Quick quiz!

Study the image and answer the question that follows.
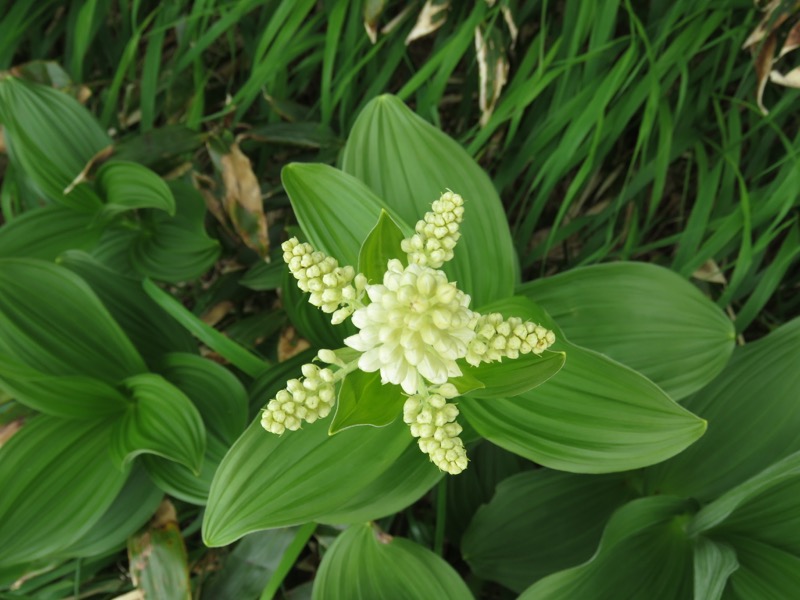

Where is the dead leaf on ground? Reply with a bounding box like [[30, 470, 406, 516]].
[[364, 0, 387, 44], [278, 325, 311, 362], [201, 301, 234, 327], [475, 25, 509, 127], [220, 142, 270, 258], [692, 259, 728, 285], [406, 0, 450, 45], [0, 419, 24, 447], [63, 145, 114, 195], [770, 65, 800, 85]]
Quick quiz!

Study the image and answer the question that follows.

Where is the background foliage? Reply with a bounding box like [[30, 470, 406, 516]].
[[0, 0, 798, 598]]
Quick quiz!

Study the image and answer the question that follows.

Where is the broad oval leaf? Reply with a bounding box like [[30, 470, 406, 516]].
[[357, 209, 407, 284], [645, 318, 800, 500], [693, 538, 738, 600], [96, 160, 176, 216], [160, 352, 248, 445], [60, 251, 197, 367], [0, 415, 129, 566], [60, 464, 163, 558], [0, 354, 128, 419], [0, 205, 102, 260], [342, 94, 518, 307], [518, 496, 694, 600], [519, 262, 735, 400], [312, 524, 472, 600], [130, 182, 220, 283], [282, 162, 411, 267], [203, 416, 415, 546], [459, 350, 565, 399], [0, 76, 109, 210], [0, 258, 146, 383], [462, 470, 637, 592], [459, 297, 706, 473], [110, 374, 206, 474], [330, 369, 404, 433]]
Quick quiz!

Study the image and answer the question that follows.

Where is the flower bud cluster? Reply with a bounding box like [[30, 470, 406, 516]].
[[402, 384, 468, 475], [261, 364, 336, 435], [401, 191, 465, 268], [465, 313, 556, 367], [282, 238, 367, 324]]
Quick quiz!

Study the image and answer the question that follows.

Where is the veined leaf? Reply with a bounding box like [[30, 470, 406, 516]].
[[724, 539, 800, 600], [0, 355, 127, 419], [693, 538, 738, 600], [96, 160, 176, 217], [459, 350, 565, 399], [0, 76, 109, 210], [459, 297, 706, 473], [312, 524, 471, 600], [0, 415, 129, 566], [110, 374, 206, 474], [645, 318, 800, 500], [282, 162, 411, 268], [462, 470, 637, 592], [0, 205, 102, 260], [518, 496, 694, 600], [519, 262, 735, 400], [358, 209, 407, 284], [0, 258, 146, 383], [342, 95, 518, 307], [203, 416, 415, 546], [330, 369, 405, 433]]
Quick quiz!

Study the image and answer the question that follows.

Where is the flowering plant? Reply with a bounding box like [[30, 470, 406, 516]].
[[262, 192, 556, 474]]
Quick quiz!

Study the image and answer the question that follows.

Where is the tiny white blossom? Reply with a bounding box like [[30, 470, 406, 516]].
[[401, 191, 465, 268], [260, 364, 336, 434], [465, 313, 556, 366], [344, 260, 478, 394], [403, 392, 468, 474]]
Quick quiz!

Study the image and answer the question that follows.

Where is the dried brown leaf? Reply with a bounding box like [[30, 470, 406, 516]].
[[692, 259, 728, 285], [0, 419, 23, 447], [201, 301, 234, 327], [63, 145, 114, 195], [779, 20, 800, 56], [475, 26, 510, 127], [754, 33, 778, 113], [770, 65, 800, 86], [501, 6, 519, 49], [405, 0, 451, 45], [220, 142, 269, 257], [364, 0, 387, 44], [278, 326, 311, 362], [742, 0, 792, 49]]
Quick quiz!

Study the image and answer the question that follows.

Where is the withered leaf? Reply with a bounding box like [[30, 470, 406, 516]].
[[220, 142, 269, 258], [405, 0, 451, 45]]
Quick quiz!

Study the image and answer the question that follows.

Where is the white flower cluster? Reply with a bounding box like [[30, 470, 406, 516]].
[[466, 313, 556, 366], [260, 364, 336, 434], [282, 238, 367, 324], [345, 260, 478, 394], [402, 384, 468, 475], [265, 191, 559, 476], [401, 191, 465, 268]]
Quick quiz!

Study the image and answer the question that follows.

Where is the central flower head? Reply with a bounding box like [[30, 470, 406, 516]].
[[344, 259, 478, 394]]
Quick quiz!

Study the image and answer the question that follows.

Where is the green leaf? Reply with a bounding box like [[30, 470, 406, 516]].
[[330, 369, 405, 433], [312, 524, 472, 600], [459, 350, 565, 399], [143, 278, 268, 379], [281, 162, 411, 267], [358, 209, 407, 284], [518, 496, 694, 600], [645, 318, 800, 500], [96, 160, 176, 216], [60, 464, 163, 558], [128, 501, 191, 600], [462, 470, 637, 592], [0, 415, 129, 566], [342, 94, 518, 307], [0, 205, 102, 260], [0, 258, 146, 383], [159, 352, 248, 445], [240, 259, 285, 291], [130, 182, 220, 283], [110, 374, 206, 473], [317, 441, 441, 525], [693, 538, 738, 600], [688, 450, 800, 543], [282, 267, 352, 349], [459, 297, 706, 473], [203, 417, 414, 546], [0, 76, 110, 210], [0, 354, 128, 419], [724, 539, 800, 600], [142, 432, 228, 505], [519, 262, 735, 400], [59, 251, 197, 366]]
